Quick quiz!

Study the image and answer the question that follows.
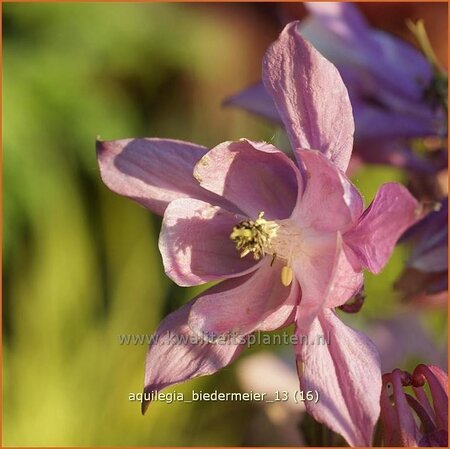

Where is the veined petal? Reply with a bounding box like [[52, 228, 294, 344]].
[[293, 232, 362, 333], [293, 231, 340, 334], [256, 281, 299, 332], [188, 257, 299, 339], [292, 150, 363, 232], [324, 242, 364, 309], [159, 198, 259, 287], [193, 139, 300, 220], [224, 82, 280, 123], [96, 138, 232, 216], [142, 300, 245, 414], [345, 183, 419, 274], [295, 309, 381, 446], [262, 21, 354, 172]]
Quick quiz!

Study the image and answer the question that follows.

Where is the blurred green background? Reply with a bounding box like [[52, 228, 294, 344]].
[[3, 2, 447, 446]]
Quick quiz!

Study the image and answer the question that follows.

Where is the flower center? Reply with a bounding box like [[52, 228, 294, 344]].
[[230, 211, 279, 260], [230, 211, 295, 286]]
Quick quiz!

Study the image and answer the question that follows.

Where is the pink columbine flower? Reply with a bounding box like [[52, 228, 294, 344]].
[[380, 365, 448, 446], [97, 22, 418, 446]]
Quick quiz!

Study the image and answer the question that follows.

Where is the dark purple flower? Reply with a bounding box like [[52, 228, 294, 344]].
[[396, 198, 448, 304], [226, 2, 446, 173]]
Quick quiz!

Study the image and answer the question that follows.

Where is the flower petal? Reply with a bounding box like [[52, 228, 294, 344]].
[[193, 139, 300, 220], [354, 137, 439, 174], [303, 2, 432, 101], [224, 82, 280, 123], [142, 300, 245, 414], [344, 183, 419, 274], [304, 2, 371, 40], [159, 198, 259, 287], [413, 364, 448, 431], [419, 429, 449, 447], [188, 257, 298, 339], [293, 232, 362, 333], [256, 283, 299, 332], [352, 100, 436, 141], [295, 309, 381, 446], [380, 370, 420, 446], [404, 199, 448, 273], [96, 138, 231, 216], [262, 21, 354, 172], [292, 149, 363, 232], [324, 242, 364, 309], [369, 31, 433, 102], [410, 240, 448, 274], [293, 231, 340, 333]]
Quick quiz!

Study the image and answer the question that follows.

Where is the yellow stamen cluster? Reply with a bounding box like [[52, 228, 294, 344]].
[[230, 212, 294, 287], [230, 212, 279, 260]]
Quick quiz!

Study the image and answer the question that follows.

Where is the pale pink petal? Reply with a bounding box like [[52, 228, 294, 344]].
[[344, 183, 419, 274], [295, 309, 381, 446], [159, 198, 259, 287], [262, 22, 354, 172], [293, 231, 340, 333], [324, 242, 364, 309], [257, 280, 299, 332], [193, 139, 300, 220], [292, 149, 363, 232], [96, 138, 232, 216], [293, 231, 363, 333], [188, 257, 299, 339], [142, 300, 245, 414]]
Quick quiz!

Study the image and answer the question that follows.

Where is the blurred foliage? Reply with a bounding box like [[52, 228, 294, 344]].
[[3, 2, 447, 447]]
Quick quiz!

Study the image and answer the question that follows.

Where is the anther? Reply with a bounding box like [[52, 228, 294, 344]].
[[230, 211, 279, 260], [281, 265, 293, 287]]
